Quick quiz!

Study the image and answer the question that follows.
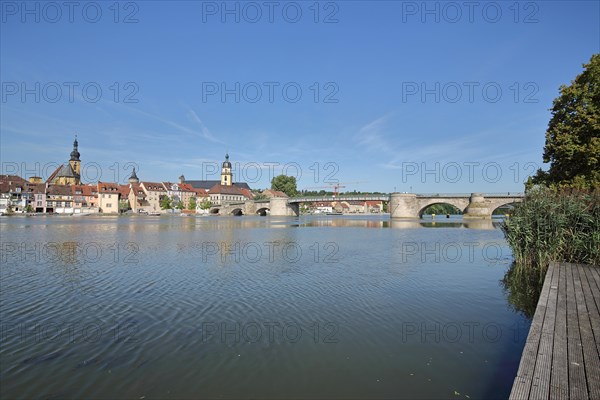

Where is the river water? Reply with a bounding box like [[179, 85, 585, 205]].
[[0, 215, 531, 399]]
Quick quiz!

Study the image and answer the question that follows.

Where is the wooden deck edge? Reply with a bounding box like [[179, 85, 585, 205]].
[[509, 262, 600, 400]]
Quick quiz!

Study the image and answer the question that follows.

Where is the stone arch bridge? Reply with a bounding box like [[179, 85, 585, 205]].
[[389, 193, 523, 218], [210, 193, 523, 219]]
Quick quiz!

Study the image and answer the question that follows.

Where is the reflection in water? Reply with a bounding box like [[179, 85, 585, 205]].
[[501, 263, 544, 319], [24, 214, 504, 231], [1, 214, 527, 399], [300, 215, 502, 230]]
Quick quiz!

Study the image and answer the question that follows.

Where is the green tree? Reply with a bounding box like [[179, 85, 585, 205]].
[[176, 201, 184, 210], [422, 203, 462, 215], [119, 200, 130, 213], [253, 193, 267, 200], [160, 195, 172, 210], [188, 197, 197, 210], [25, 204, 33, 213], [200, 198, 212, 210], [532, 54, 600, 190], [271, 175, 298, 197]]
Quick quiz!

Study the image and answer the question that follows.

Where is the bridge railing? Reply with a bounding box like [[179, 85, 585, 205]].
[[414, 193, 524, 198], [289, 195, 390, 203], [247, 193, 524, 204]]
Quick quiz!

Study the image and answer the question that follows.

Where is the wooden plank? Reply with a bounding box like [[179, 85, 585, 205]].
[[530, 262, 560, 399], [511, 262, 600, 399], [567, 263, 590, 400], [509, 262, 555, 400], [587, 265, 600, 292], [550, 263, 569, 400], [582, 265, 600, 356], [576, 264, 600, 399], [582, 266, 600, 317]]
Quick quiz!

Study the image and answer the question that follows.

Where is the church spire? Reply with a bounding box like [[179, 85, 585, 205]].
[[128, 167, 139, 184], [70, 135, 80, 161]]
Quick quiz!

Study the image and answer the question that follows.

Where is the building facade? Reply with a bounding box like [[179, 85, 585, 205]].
[[140, 182, 167, 213], [97, 182, 120, 213]]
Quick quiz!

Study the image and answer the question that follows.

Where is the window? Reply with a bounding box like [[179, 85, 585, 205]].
[[107, 203, 112, 208], [37, 201, 41, 206]]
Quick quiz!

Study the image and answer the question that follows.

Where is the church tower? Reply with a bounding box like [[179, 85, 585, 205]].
[[128, 167, 139, 184], [221, 153, 232, 186], [47, 136, 82, 185], [69, 136, 81, 180]]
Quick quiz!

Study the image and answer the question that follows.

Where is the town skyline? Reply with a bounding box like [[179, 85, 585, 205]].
[[2, 2, 598, 193]]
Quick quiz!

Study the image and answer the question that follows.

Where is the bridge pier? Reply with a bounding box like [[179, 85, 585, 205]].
[[243, 200, 257, 215], [390, 193, 420, 218], [269, 197, 299, 216], [463, 193, 492, 219]]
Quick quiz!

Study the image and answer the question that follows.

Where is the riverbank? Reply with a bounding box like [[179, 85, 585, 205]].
[[502, 189, 600, 279]]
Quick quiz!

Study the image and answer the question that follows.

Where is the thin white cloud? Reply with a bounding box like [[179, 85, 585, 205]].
[[356, 113, 397, 155], [185, 109, 224, 144]]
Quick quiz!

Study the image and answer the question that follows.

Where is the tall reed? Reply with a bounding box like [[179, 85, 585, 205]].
[[501, 188, 600, 278]]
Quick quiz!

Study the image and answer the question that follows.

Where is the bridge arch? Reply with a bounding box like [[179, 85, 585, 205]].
[[230, 208, 243, 216], [209, 207, 220, 215], [490, 200, 522, 216], [416, 198, 470, 217], [256, 207, 269, 216], [418, 202, 464, 217]]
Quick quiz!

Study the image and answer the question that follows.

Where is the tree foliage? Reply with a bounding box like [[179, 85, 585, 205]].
[[119, 200, 130, 212], [421, 203, 462, 215], [271, 175, 298, 197], [200, 198, 212, 210], [532, 54, 600, 190], [188, 197, 197, 210], [160, 195, 172, 210]]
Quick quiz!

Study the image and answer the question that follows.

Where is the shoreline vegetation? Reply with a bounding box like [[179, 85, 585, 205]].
[[502, 188, 600, 277], [500, 189, 599, 318]]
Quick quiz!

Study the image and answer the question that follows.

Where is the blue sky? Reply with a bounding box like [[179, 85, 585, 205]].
[[1, 1, 598, 193]]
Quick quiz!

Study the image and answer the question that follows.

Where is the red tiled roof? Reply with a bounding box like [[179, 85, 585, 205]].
[[207, 184, 245, 195], [141, 182, 166, 192], [46, 165, 62, 183], [240, 188, 254, 199], [30, 183, 47, 194], [47, 185, 73, 196], [97, 182, 120, 194], [0, 175, 27, 184], [179, 183, 196, 192], [118, 185, 130, 197], [82, 185, 97, 197], [130, 183, 146, 198], [0, 175, 28, 193], [192, 188, 209, 197], [263, 189, 288, 198]]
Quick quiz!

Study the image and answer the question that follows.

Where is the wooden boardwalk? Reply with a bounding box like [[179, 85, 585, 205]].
[[510, 262, 600, 399]]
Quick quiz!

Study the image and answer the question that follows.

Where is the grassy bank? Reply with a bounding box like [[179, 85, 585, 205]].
[[501, 188, 600, 279]]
